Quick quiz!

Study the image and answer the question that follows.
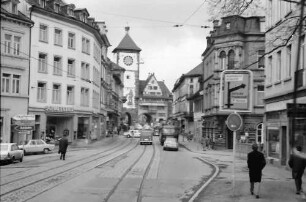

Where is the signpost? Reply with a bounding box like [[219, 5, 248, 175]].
[[220, 70, 253, 112], [226, 112, 243, 196]]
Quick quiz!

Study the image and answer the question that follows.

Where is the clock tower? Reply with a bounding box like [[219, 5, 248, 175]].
[[113, 27, 141, 126]]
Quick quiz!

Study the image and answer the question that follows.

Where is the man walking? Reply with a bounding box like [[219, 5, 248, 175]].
[[289, 146, 306, 195], [247, 143, 266, 199], [58, 133, 68, 160]]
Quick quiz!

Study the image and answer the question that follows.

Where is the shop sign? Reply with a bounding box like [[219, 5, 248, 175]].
[[15, 125, 35, 131], [12, 114, 35, 126], [45, 106, 74, 112]]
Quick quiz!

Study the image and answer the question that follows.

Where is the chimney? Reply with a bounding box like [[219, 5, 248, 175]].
[[213, 20, 219, 28], [125, 26, 130, 33]]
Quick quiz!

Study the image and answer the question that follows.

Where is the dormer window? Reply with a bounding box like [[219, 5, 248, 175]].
[[39, 0, 46, 8], [226, 22, 231, 29], [68, 8, 74, 16], [54, 3, 60, 13], [12, 2, 17, 14]]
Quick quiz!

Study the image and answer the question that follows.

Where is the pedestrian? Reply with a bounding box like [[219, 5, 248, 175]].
[[209, 137, 215, 150], [288, 146, 306, 195], [247, 143, 266, 199], [58, 133, 68, 160]]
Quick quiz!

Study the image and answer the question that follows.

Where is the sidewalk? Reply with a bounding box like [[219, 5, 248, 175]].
[[179, 135, 306, 202]]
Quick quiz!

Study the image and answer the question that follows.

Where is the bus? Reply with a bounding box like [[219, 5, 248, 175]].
[[159, 125, 179, 146]]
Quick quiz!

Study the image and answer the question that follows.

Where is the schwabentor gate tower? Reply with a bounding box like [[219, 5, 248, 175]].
[[113, 27, 142, 126]]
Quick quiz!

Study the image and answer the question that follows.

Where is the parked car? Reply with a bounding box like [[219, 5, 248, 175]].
[[123, 130, 141, 138], [18, 139, 55, 155], [0, 143, 24, 163], [163, 137, 179, 151]]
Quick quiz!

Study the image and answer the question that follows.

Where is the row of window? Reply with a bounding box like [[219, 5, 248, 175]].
[[37, 82, 99, 108], [39, 23, 100, 62], [38, 53, 100, 85], [267, 39, 305, 84]]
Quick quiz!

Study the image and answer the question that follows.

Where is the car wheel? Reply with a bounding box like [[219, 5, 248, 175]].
[[11, 156, 15, 163], [43, 148, 49, 154], [20, 156, 23, 162]]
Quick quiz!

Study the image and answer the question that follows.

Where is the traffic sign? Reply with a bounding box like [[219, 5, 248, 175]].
[[219, 70, 253, 112], [226, 113, 243, 131]]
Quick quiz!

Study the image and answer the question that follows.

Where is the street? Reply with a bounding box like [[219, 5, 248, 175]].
[[0, 136, 213, 202]]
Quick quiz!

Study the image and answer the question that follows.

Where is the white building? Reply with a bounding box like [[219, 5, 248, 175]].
[[1, 0, 34, 144], [19, 0, 110, 142]]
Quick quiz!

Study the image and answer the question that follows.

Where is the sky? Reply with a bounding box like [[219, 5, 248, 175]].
[[72, 0, 212, 90]]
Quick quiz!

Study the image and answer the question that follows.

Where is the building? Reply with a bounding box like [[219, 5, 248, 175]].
[[19, 0, 110, 143], [138, 73, 172, 126], [172, 63, 204, 138], [112, 27, 141, 128], [265, 1, 306, 166], [201, 15, 265, 149], [1, 0, 34, 144]]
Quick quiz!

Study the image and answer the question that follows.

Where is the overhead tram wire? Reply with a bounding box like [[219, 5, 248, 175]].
[[181, 0, 207, 26]]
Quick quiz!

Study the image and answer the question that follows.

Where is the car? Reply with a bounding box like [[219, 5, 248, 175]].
[[0, 143, 24, 163], [123, 130, 141, 138], [163, 137, 179, 151], [18, 139, 55, 155]]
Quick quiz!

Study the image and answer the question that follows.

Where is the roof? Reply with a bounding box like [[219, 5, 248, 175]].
[[1, 8, 34, 25], [138, 78, 172, 99], [111, 61, 125, 71], [112, 30, 141, 53], [185, 62, 203, 76]]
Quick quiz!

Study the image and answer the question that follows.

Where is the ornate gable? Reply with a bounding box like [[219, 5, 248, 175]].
[[143, 74, 162, 96]]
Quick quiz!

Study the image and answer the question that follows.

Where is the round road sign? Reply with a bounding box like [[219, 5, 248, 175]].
[[226, 113, 243, 131]]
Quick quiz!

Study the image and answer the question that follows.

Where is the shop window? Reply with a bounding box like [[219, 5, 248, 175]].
[[268, 128, 280, 159]]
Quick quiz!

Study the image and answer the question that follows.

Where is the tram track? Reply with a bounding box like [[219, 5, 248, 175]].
[[103, 142, 157, 202], [0, 139, 139, 202]]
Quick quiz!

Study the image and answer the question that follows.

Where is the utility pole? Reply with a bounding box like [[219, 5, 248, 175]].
[[292, 0, 305, 152]]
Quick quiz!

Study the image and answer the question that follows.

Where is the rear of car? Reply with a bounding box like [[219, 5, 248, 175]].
[[0, 143, 24, 163], [140, 129, 153, 145], [163, 137, 179, 151]]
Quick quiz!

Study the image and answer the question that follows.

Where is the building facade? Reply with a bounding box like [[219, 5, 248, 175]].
[[19, 0, 110, 143], [265, 1, 306, 166], [138, 73, 172, 126], [172, 63, 203, 138], [201, 15, 265, 149], [1, 0, 34, 144], [112, 27, 141, 128]]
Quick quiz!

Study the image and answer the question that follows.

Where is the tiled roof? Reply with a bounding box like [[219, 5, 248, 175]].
[[112, 33, 141, 53]]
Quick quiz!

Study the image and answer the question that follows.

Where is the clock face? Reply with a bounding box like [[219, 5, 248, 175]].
[[123, 56, 133, 66]]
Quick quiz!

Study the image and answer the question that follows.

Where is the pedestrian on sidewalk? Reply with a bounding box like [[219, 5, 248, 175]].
[[247, 143, 266, 199], [288, 146, 306, 195], [58, 133, 68, 160]]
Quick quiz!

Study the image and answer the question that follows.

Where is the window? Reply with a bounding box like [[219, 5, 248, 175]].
[[1, 73, 10, 93], [67, 86, 74, 105], [287, 45, 292, 77], [189, 85, 194, 94], [126, 75, 130, 79], [12, 2, 17, 14], [53, 56, 62, 75], [81, 62, 90, 80], [39, 24, 48, 42], [52, 84, 61, 104], [67, 59, 75, 77], [1, 74, 20, 94], [38, 53, 47, 73], [220, 51, 226, 69], [256, 123, 263, 144], [37, 82, 47, 102], [68, 32, 75, 49], [54, 29, 62, 46], [226, 22, 230, 29], [12, 75, 20, 94], [299, 36, 305, 70], [153, 86, 158, 90], [256, 85, 264, 105], [4, 34, 21, 55], [68, 8, 74, 16], [39, 0, 46, 8], [93, 90, 99, 109], [277, 51, 281, 81], [4, 34, 12, 54], [228, 50, 235, 69], [258, 50, 265, 68], [268, 56, 272, 83], [81, 87, 89, 106], [93, 66, 99, 86], [54, 3, 60, 13], [82, 37, 90, 54]]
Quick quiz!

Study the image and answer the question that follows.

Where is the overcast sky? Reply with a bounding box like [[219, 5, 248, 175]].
[[72, 0, 212, 90]]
